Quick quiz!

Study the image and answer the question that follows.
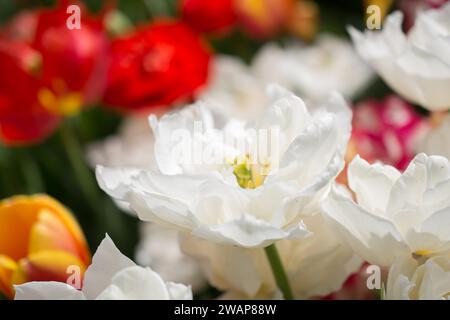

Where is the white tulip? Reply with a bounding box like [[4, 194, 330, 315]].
[[386, 253, 450, 300], [252, 34, 374, 102], [349, 3, 450, 111], [182, 209, 361, 299], [323, 153, 450, 267], [96, 86, 352, 248], [14, 235, 192, 300]]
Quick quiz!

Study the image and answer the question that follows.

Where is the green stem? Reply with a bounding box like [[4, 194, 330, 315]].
[[17, 148, 45, 194], [264, 243, 294, 300], [60, 120, 99, 213]]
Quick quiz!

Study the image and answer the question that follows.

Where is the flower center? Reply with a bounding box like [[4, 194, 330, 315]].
[[413, 250, 433, 257], [231, 155, 270, 189], [38, 79, 83, 116]]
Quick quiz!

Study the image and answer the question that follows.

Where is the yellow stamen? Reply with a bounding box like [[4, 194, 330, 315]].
[[231, 155, 270, 189], [38, 88, 83, 116], [413, 250, 433, 259]]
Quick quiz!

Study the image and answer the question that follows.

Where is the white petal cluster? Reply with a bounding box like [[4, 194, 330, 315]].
[[349, 3, 450, 110], [386, 253, 450, 300], [14, 235, 192, 300], [182, 209, 361, 299], [96, 86, 351, 248], [324, 154, 450, 267]]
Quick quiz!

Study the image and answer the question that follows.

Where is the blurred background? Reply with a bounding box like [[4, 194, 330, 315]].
[[0, 0, 446, 299]]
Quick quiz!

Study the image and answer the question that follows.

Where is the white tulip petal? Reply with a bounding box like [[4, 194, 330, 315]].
[[166, 282, 193, 300], [348, 155, 400, 214], [193, 214, 310, 248], [349, 5, 450, 110], [323, 185, 407, 266], [96, 266, 170, 300], [82, 234, 135, 299], [14, 282, 85, 300], [386, 255, 418, 300]]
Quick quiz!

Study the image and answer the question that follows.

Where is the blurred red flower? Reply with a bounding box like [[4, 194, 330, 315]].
[[0, 42, 60, 145], [0, 2, 110, 145], [321, 264, 377, 300], [336, 96, 428, 186], [103, 20, 211, 113], [180, 0, 237, 34], [399, 0, 449, 30], [351, 95, 429, 171]]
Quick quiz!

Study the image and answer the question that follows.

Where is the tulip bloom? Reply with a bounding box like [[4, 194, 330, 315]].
[[0, 195, 90, 299], [349, 4, 450, 111], [180, 0, 237, 34], [103, 20, 211, 112], [97, 86, 352, 248], [0, 2, 110, 145]]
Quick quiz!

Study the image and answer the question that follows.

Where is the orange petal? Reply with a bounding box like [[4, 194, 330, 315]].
[[11, 250, 87, 287], [0, 196, 41, 260], [0, 195, 90, 265], [29, 208, 89, 265], [32, 195, 91, 265], [0, 255, 17, 299]]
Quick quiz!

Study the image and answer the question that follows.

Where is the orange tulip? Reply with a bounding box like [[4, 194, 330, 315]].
[[235, 0, 295, 38], [0, 195, 90, 299]]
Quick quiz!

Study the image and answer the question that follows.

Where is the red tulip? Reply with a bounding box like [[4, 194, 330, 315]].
[[103, 20, 211, 113], [0, 1, 110, 145], [0, 42, 60, 144], [33, 3, 110, 111], [180, 0, 237, 34]]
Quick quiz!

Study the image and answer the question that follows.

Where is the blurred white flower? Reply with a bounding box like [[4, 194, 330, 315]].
[[181, 209, 361, 299], [87, 116, 156, 169], [96, 86, 352, 248], [135, 223, 207, 292], [386, 253, 450, 300], [418, 114, 450, 159], [14, 235, 192, 300], [252, 34, 374, 101], [349, 3, 450, 111], [199, 55, 267, 120], [323, 153, 450, 267]]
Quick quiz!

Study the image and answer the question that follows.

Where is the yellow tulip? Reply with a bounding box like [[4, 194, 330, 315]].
[[0, 195, 90, 299]]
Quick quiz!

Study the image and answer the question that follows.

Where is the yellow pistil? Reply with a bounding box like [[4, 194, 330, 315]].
[[38, 79, 83, 116], [231, 155, 270, 189], [412, 250, 433, 259]]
